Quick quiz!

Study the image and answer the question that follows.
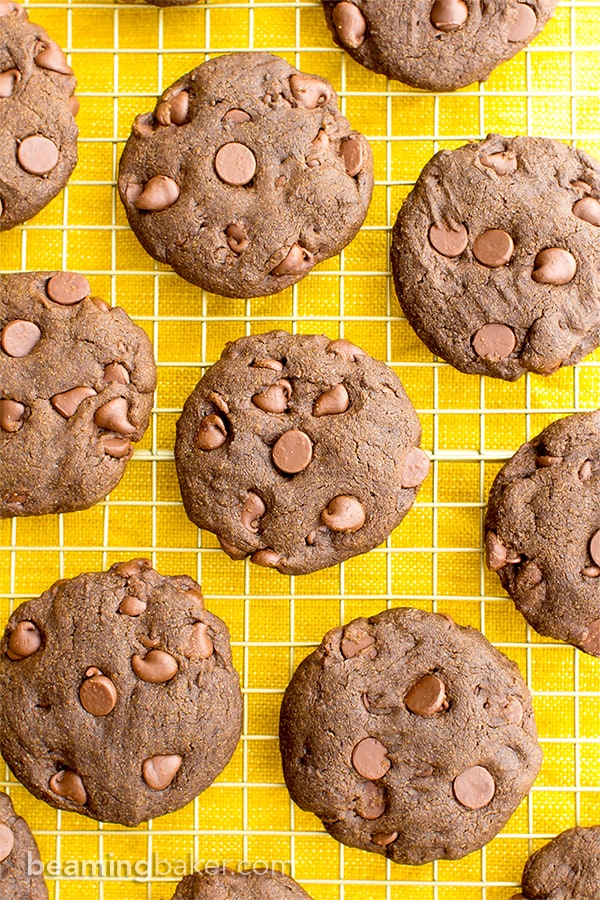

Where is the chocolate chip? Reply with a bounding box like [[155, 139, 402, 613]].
[[79, 668, 117, 716], [271, 243, 314, 276], [1, 319, 41, 357], [355, 781, 385, 820], [429, 222, 468, 257], [252, 379, 292, 413], [0, 399, 26, 433], [502, 697, 523, 725], [252, 358, 283, 371], [49, 770, 87, 805], [118, 595, 146, 616], [430, 0, 468, 32], [103, 362, 130, 385], [156, 91, 189, 126], [508, 2, 537, 41], [472, 229, 514, 267], [289, 74, 332, 109], [572, 180, 592, 193], [340, 136, 365, 177], [94, 398, 136, 434], [226, 223, 249, 253], [241, 492, 267, 532], [352, 737, 391, 780], [115, 559, 152, 578], [34, 40, 73, 75], [480, 151, 518, 175], [313, 383, 349, 416], [579, 460, 593, 481], [0, 823, 14, 863], [405, 674, 448, 716], [535, 454, 563, 467], [134, 175, 180, 211], [485, 531, 520, 571], [102, 436, 131, 459], [401, 447, 430, 488], [250, 548, 282, 568], [6, 621, 41, 660], [195, 414, 227, 450], [532, 248, 577, 285], [46, 272, 90, 305], [589, 529, 600, 567], [326, 338, 366, 359], [331, 1, 366, 48], [51, 386, 96, 419], [0, 67, 20, 98], [573, 196, 600, 227], [321, 495, 365, 533], [17, 135, 59, 176], [341, 634, 376, 659], [453, 765, 495, 809], [142, 754, 182, 790], [69, 95, 80, 117], [214, 142, 256, 186], [184, 622, 213, 659], [131, 649, 178, 683], [472, 323, 516, 359], [272, 430, 313, 474], [580, 619, 600, 655], [371, 831, 398, 847], [224, 108, 251, 123]]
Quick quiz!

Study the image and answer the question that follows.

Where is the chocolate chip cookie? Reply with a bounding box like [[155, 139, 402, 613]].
[[510, 826, 600, 899], [0, 271, 156, 518], [0, 792, 48, 900], [171, 868, 312, 899], [391, 135, 600, 381], [0, 2, 78, 231], [175, 331, 428, 576], [0, 560, 243, 826], [279, 607, 542, 865], [118, 53, 373, 298], [485, 410, 600, 656], [322, 1, 557, 92]]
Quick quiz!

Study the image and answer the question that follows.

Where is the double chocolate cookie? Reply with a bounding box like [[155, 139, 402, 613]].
[[0, 2, 78, 231], [0, 792, 48, 899], [510, 826, 600, 899], [171, 868, 312, 899], [322, 0, 557, 92], [391, 135, 600, 380], [279, 607, 542, 865], [175, 331, 428, 576], [0, 560, 243, 826], [118, 53, 373, 298], [0, 271, 156, 518], [486, 410, 600, 656]]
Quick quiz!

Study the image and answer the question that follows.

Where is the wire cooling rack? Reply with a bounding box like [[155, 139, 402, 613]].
[[1, 1, 600, 897]]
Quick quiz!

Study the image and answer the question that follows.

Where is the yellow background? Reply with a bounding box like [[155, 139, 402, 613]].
[[1, 0, 600, 897]]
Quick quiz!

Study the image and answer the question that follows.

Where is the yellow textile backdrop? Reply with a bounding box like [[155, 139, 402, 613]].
[[1, 1, 599, 897]]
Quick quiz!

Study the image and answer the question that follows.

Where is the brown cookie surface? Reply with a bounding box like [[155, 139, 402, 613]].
[[0, 271, 156, 517], [322, 0, 557, 92], [0, 561, 243, 826], [512, 826, 600, 899], [0, 2, 78, 231], [485, 410, 600, 656], [279, 607, 542, 865], [118, 52, 373, 298], [171, 868, 312, 899], [391, 135, 600, 380], [175, 331, 428, 576], [0, 792, 48, 900]]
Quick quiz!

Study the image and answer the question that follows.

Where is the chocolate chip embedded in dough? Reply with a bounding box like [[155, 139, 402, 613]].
[[371, 831, 398, 847], [6, 621, 41, 660], [271, 244, 314, 276], [156, 91, 189, 126], [573, 196, 600, 227], [51, 386, 97, 418], [184, 622, 213, 659], [472, 229, 514, 267], [272, 430, 313, 473], [17, 135, 59, 176], [225, 223, 249, 253], [115, 559, 152, 579], [321, 495, 365, 532], [132, 648, 178, 683], [214, 142, 257, 186], [313, 383, 349, 417], [331, 2, 366, 49], [508, 2, 537, 41], [430, 0, 469, 32], [532, 248, 577, 285], [251, 548, 282, 568], [429, 222, 468, 258], [0, 399, 26, 433], [79, 668, 118, 716], [103, 362, 130, 385], [289, 73, 332, 109], [341, 136, 365, 177], [355, 780, 385, 820], [252, 357, 284, 372], [453, 765, 495, 809], [46, 272, 90, 305], [241, 492, 267, 532], [142, 754, 182, 790], [0, 67, 20, 98], [480, 151, 518, 175], [485, 530, 520, 571], [326, 338, 366, 359], [535, 454, 562, 467], [224, 108, 251, 123], [1, 320, 41, 357], [472, 323, 516, 360], [401, 447, 430, 488], [341, 633, 377, 659], [589, 530, 600, 566], [102, 436, 132, 459], [0, 822, 14, 862], [580, 619, 600, 656], [34, 40, 73, 76], [134, 175, 180, 211], [252, 379, 292, 413], [119, 595, 146, 616], [49, 770, 87, 805], [94, 398, 136, 434], [195, 414, 227, 450], [405, 674, 448, 716], [352, 737, 391, 780], [70, 95, 80, 117]]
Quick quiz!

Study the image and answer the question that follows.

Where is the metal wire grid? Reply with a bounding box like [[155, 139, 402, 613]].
[[0, 0, 600, 897]]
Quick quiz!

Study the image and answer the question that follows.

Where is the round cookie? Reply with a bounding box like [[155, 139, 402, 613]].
[[0, 560, 243, 826], [0, 271, 156, 518], [0, 2, 78, 231], [118, 52, 373, 298], [0, 792, 48, 899], [171, 868, 312, 899], [485, 410, 600, 656], [391, 135, 600, 381], [321, 0, 558, 92], [279, 607, 542, 865], [175, 331, 428, 576], [511, 826, 600, 899]]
